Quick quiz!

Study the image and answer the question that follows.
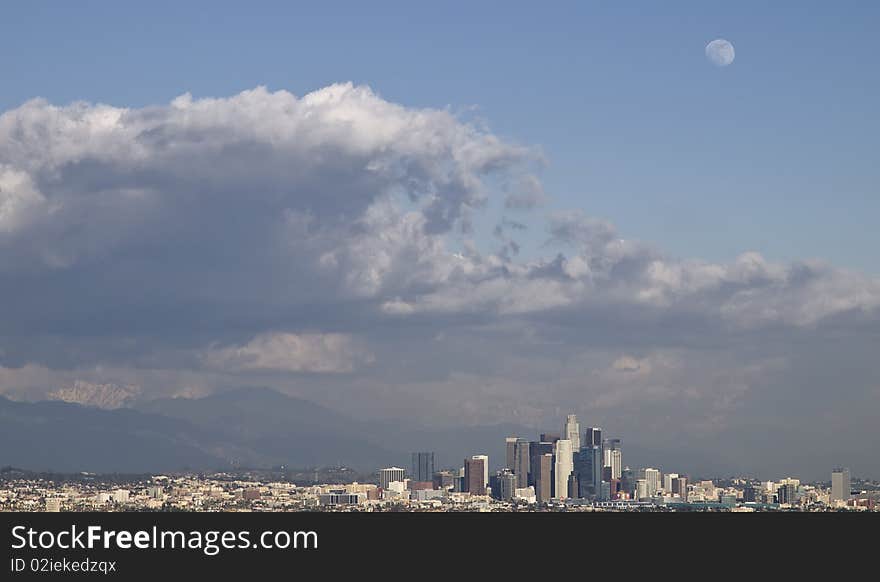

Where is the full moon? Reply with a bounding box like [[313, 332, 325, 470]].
[[705, 39, 735, 67]]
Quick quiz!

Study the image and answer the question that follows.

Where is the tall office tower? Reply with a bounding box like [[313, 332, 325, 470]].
[[528, 441, 554, 487], [514, 439, 530, 488], [472, 454, 489, 487], [553, 439, 573, 499], [505, 437, 518, 471], [573, 448, 595, 498], [378, 467, 406, 490], [411, 452, 435, 482], [777, 483, 797, 505], [534, 453, 553, 503], [498, 470, 517, 501], [590, 446, 603, 495], [602, 438, 622, 480], [639, 468, 661, 497], [672, 476, 688, 501], [620, 466, 636, 498], [599, 480, 612, 501], [607, 450, 622, 480], [464, 457, 487, 495], [636, 479, 648, 499], [564, 414, 581, 451], [567, 473, 579, 499], [663, 473, 679, 494], [831, 468, 851, 502], [743, 483, 756, 503], [540, 432, 561, 443], [585, 427, 603, 448]]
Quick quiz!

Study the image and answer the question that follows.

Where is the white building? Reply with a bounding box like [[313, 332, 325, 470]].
[[554, 439, 573, 499], [378, 467, 406, 490], [514, 486, 536, 504], [831, 468, 851, 503], [638, 468, 661, 497], [564, 414, 580, 451], [663, 473, 679, 493]]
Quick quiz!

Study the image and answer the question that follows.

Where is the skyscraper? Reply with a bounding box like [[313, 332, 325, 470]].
[[553, 439, 573, 500], [528, 441, 554, 487], [564, 414, 580, 451], [672, 476, 688, 501], [505, 437, 517, 471], [585, 427, 603, 448], [663, 473, 679, 494], [378, 467, 406, 490], [831, 468, 851, 503], [472, 454, 489, 488], [573, 448, 595, 498], [498, 470, 517, 501], [464, 457, 487, 495], [639, 468, 661, 497], [411, 452, 435, 483], [777, 483, 797, 505], [534, 453, 553, 503], [514, 438, 530, 489], [603, 438, 622, 480]]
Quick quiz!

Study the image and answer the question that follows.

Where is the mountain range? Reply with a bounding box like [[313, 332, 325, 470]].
[[0, 387, 527, 474]]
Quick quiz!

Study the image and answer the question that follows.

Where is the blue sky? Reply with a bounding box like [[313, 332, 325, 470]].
[[3, 0, 878, 272]]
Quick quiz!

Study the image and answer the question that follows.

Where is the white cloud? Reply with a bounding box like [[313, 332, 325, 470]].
[[2, 85, 880, 476], [201, 332, 374, 373]]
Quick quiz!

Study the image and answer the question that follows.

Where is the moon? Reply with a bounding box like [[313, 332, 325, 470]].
[[705, 39, 735, 67]]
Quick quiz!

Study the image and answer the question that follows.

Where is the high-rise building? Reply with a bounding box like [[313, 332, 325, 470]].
[[505, 437, 518, 471], [540, 432, 561, 443], [379, 467, 406, 490], [528, 441, 554, 487], [663, 473, 679, 494], [777, 483, 797, 505], [603, 438, 622, 480], [411, 452, 435, 483], [464, 457, 487, 495], [553, 439, 573, 499], [472, 454, 489, 488], [564, 414, 581, 451], [568, 473, 579, 499], [636, 479, 648, 500], [514, 438, 530, 489], [620, 466, 636, 498], [585, 427, 603, 448], [831, 468, 851, 503], [672, 476, 688, 501], [534, 453, 553, 503], [639, 468, 661, 497], [573, 448, 594, 498], [498, 470, 517, 501]]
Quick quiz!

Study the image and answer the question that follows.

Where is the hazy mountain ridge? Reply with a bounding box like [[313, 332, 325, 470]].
[[6, 386, 726, 477], [1, 388, 531, 473]]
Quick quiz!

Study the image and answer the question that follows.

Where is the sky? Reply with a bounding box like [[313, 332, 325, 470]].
[[1, 1, 879, 479]]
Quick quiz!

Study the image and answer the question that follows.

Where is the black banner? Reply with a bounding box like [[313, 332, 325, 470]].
[[0, 511, 874, 578]]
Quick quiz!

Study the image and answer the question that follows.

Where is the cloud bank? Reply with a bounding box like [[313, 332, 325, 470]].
[[1, 83, 878, 478]]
